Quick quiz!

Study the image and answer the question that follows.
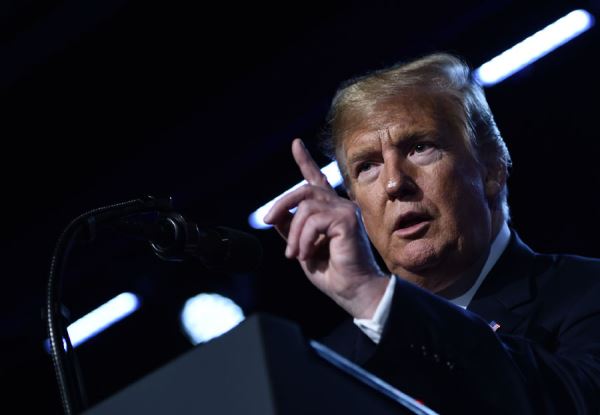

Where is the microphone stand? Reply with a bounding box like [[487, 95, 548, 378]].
[[45, 196, 173, 415]]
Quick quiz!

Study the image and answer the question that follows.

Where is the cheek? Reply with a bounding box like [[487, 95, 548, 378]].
[[355, 191, 388, 243], [436, 168, 489, 231], [423, 163, 487, 223], [360, 206, 385, 241]]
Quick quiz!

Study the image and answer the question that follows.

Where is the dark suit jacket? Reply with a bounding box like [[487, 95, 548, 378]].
[[322, 232, 600, 414]]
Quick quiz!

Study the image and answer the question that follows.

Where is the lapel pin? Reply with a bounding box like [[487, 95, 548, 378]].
[[489, 321, 501, 332]]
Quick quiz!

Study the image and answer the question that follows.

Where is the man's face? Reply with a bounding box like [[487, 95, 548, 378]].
[[342, 93, 496, 289]]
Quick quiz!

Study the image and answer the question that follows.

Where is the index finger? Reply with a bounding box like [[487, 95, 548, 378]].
[[292, 138, 332, 189]]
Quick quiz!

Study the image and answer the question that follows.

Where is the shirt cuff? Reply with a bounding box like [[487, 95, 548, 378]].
[[353, 276, 396, 344]]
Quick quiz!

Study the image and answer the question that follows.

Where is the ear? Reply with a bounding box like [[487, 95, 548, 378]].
[[484, 162, 506, 201]]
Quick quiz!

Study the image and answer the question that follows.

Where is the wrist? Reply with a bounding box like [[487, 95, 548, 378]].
[[340, 274, 391, 319]]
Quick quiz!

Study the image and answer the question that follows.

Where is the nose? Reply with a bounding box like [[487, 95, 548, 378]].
[[382, 156, 418, 200]]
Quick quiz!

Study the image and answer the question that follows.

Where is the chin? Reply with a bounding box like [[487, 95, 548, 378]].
[[390, 239, 442, 274]]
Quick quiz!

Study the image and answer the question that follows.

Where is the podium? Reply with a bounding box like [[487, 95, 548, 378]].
[[83, 313, 436, 414]]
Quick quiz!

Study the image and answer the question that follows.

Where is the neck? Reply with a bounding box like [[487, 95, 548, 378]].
[[411, 249, 488, 297]]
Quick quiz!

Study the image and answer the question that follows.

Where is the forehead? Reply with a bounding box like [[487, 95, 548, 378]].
[[341, 93, 460, 156]]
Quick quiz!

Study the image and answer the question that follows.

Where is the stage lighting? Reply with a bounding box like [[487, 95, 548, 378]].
[[180, 293, 245, 344], [67, 292, 140, 348], [249, 161, 343, 229], [475, 9, 594, 86]]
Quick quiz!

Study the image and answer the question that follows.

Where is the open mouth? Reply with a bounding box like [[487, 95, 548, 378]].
[[394, 212, 432, 237]]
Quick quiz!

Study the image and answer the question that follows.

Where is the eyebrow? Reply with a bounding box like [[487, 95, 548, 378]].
[[346, 147, 379, 167], [346, 131, 437, 166]]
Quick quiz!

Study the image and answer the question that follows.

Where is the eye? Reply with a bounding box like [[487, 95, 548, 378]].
[[407, 141, 441, 165], [357, 162, 374, 173], [413, 142, 434, 154], [354, 161, 380, 180]]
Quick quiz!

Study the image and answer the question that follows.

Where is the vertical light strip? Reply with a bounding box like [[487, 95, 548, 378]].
[[475, 9, 594, 86], [248, 161, 343, 229], [67, 292, 140, 348]]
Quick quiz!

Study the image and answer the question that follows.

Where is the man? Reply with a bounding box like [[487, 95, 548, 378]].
[[264, 53, 600, 414]]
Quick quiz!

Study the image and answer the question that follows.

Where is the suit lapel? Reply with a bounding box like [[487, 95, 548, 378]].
[[468, 231, 537, 334]]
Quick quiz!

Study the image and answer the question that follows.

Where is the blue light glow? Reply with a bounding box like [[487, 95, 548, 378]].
[[249, 161, 343, 229], [475, 9, 594, 86], [180, 293, 245, 344], [67, 292, 140, 348]]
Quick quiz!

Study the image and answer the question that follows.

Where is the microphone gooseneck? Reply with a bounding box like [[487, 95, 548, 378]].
[[46, 196, 263, 415]]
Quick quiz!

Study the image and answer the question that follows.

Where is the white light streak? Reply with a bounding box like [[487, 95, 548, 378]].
[[67, 292, 140, 348], [475, 9, 594, 86], [248, 161, 343, 229]]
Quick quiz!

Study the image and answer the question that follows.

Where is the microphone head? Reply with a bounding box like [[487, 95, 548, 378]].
[[201, 226, 263, 273], [144, 212, 263, 273]]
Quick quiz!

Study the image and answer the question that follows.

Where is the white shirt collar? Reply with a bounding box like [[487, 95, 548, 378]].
[[449, 222, 511, 309], [354, 222, 511, 343]]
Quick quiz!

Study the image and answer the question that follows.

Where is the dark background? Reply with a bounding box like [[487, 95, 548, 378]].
[[2, 0, 599, 413]]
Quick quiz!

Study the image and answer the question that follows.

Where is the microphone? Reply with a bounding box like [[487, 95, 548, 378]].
[[114, 212, 263, 272]]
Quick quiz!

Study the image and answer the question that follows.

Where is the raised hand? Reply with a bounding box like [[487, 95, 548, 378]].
[[264, 138, 389, 319]]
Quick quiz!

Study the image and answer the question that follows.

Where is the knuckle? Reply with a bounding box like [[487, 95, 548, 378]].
[[305, 214, 320, 228], [296, 199, 316, 215], [297, 183, 317, 200], [334, 206, 361, 230], [301, 183, 313, 192], [340, 203, 358, 219]]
